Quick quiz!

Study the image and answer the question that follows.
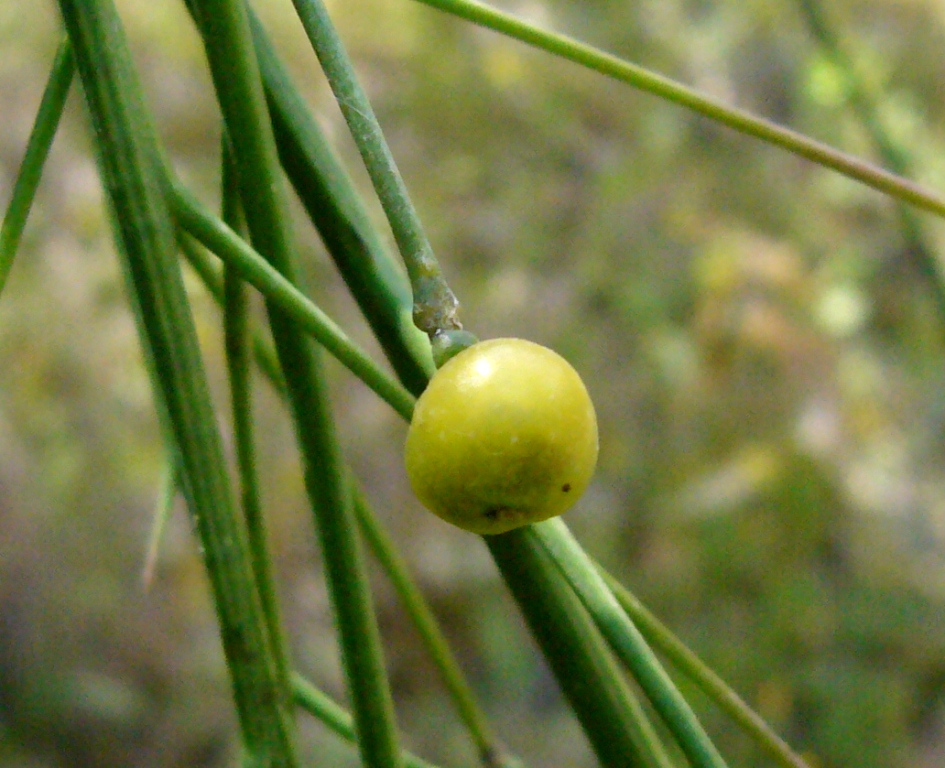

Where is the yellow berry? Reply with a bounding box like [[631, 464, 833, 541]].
[[405, 338, 598, 535]]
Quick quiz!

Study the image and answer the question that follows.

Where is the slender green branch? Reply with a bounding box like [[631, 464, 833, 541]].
[[352, 485, 513, 768], [291, 674, 441, 768], [0, 37, 74, 296], [188, 2, 403, 766], [289, 0, 462, 336], [488, 528, 673, 768], [794, 0, 945, 321], [172, 185, 415, 421], [57, 0, 298, 763], [248, 11, 435, 394], [177, 233, 286, 394], [410, 0, 945, 220], [532, 520, 728, 768], [599, 568, 811, 768], [222, 144, 293, 692]]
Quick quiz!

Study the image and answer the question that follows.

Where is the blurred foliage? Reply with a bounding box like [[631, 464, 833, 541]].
[[3, 0, 945, 766]]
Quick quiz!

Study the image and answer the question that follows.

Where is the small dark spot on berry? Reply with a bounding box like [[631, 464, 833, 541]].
[[484, 507, 501, 520], [562, 483, 571, 492]]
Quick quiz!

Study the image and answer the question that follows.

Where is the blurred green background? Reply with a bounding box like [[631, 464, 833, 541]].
[[3, 0, 945, 766]]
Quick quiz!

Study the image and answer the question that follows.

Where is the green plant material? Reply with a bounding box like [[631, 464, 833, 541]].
[[351, 485, 515, 768], [179, 164, 502, 761], [221, 144, 293, 693], [0, 37, 74, 297], [172, 187, 415, 421], [410, 0, 945, 221], [794, 0, 945, 321], [429, 329, 480, 368], [291, 674, 441, 768], [248, 11, 434, 395], [289, 0, 463, 336], [176, 233, 286, 394], [599, 569, 811, 768], [533, 519, 728, 768], [187, 2, 403, 766], [141, 459, 178, 590], [56, 0, 299, 764], [488, 528, 674, 768]]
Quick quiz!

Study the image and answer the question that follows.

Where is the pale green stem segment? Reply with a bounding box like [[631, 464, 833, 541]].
[[532, 519, 730, 768], [289, 0, 462, 336], [599, 568, 811, 768], [411, 0, 945, 221], [247, 11, 434, 395], [172, 185, 415, 422], [0, 37, 74, 296]]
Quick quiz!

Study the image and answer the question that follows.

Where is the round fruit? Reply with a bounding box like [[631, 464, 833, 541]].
[[405, 338, 598, 535]]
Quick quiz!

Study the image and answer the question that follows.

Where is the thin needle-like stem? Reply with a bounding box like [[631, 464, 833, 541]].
[[289, 0, 462, 336], [794, 0, 945, 321], [221, 143, 293, 692], [188, 1, 404, 765], [172, 186, 415, 421], [599, 568, 811, 768], [352, 486, 513, 768], [533, 520, 729, 768], [0, 37, 74, 296], [410, 0, 945, 221]]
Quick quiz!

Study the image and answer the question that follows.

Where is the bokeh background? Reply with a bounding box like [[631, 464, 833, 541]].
[[3, 0, 945, 766]]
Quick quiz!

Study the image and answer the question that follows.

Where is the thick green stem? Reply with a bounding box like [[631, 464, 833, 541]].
[[488, 529, 673, 768]]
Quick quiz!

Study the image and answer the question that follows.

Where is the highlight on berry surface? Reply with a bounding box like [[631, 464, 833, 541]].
[[404, 338, 599, 535]]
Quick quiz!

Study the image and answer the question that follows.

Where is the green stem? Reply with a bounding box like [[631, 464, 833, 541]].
[[488, 528, 674, 768], [188, 2, 403, 766], [599, 568, 811, 768], [177, 233, 286, 395], [222, 144, 293, 692], [793, 0, 945, 322], [291, 674, 441, 768], [532, 520, 728, 768], [352, 485, 512, 768], [57, 0, 298, 763], [172, 186, 415, 421], [289, 0, 462, 336], [249, 11, 434, 394], [0, 37, 74, 297], [411, 0, 945, 220]]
